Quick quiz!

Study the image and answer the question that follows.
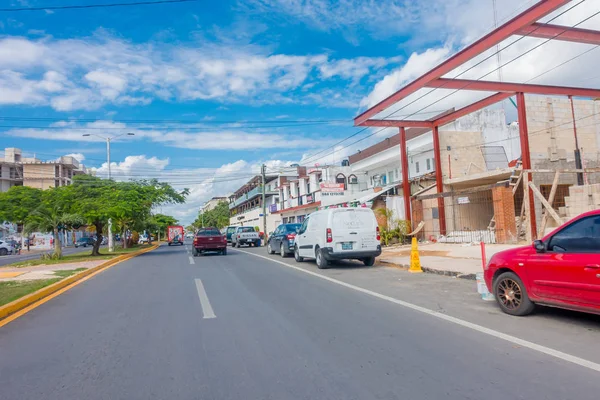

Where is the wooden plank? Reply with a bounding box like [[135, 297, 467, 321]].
[[528, 182, 563, 226], [522, 168, 600, 174], [539, 170, 561, 238], [512, 171, 523, 195], [523, 173, 532, 243]]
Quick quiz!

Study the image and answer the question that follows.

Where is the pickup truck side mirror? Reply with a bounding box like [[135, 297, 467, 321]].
[[533, 239, 546, 253]]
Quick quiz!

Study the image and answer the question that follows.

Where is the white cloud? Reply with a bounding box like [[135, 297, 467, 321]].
[[4, 120, 337, 151], [64, 153, 85, 162], [0, 32, 399, 111]]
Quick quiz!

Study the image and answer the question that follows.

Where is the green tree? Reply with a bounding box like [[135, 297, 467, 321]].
[[0, 186, 43, 243], [24, 187, 83, 258], [194, 201, 230, 229], [150, 214, 178, 241]]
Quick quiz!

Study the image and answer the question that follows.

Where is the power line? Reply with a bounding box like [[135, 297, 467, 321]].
[[0, 0, 199, 12]]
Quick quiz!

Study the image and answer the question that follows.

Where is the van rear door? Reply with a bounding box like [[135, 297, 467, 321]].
[[330, 209, 378, 253]]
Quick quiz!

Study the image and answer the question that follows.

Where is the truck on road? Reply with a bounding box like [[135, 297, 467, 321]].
[[193, 227, 227, 256], [232, 226, 261, 248], [167, 225, 184, 246]]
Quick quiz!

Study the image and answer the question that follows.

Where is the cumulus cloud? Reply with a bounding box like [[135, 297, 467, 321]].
[[63, 153, 85, 162], [0, 32, 400, 111]]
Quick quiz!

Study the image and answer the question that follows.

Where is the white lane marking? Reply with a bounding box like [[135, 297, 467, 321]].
[[194, 278, 216, 319], [234, 248, 600, 373], [189, 256, 195, 265]]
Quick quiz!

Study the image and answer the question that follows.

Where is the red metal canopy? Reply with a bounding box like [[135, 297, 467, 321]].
[[353, 0, 599, 237]]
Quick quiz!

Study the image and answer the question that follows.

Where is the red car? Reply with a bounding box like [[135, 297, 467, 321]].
[[192, 227, 227, 256], [485, 209, 600, 316]]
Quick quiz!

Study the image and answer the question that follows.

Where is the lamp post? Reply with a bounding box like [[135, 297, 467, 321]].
[[82, 132, 135, 252]]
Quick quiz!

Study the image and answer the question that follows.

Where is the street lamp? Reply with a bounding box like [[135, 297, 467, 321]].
[[82, 132, 136, 252]]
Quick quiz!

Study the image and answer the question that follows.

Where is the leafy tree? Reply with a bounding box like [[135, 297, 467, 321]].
[[24, 187, 83, 258], [150, 214, 178, 241], [194, 201, 230, 229], [0, 186, 43, 242]]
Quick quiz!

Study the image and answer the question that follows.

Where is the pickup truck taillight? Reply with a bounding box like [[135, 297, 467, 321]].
[[326, 228, 332, 243], [286, 233, 296, 240], [193, 237, 198, 245]]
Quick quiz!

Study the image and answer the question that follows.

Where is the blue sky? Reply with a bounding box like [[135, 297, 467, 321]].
[[1, 0, 594, 223]]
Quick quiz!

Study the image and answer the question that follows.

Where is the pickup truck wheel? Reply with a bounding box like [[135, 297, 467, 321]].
[[280, 243, 287, 258], [315, 247, 329, 269], [222, 247, 227, 255], [493, 271, 535, 316], [294, 246, 304, 262], [168, 243, 171, 246], [363, 256, 376, 267], [192, 247, 198, 257]]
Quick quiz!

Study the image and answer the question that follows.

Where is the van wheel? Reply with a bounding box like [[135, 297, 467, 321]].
[[315, 247, 329, 269], [363, 256, 376, 266], [493, 271, 535, 316], [294, 246, 304, 262]]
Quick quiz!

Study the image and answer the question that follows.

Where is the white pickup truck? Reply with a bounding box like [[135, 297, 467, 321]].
[[232, 226, 261, 247]]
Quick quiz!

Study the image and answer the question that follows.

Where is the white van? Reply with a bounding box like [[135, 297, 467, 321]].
[[293, 208, 381, 269]]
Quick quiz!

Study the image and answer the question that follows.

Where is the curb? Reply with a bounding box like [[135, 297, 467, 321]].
[[378, 260, 477, 280], [0, 244, 159, 322]]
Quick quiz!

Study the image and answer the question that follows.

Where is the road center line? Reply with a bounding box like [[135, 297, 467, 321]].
[[194, 278, 216, 319], [189, 256, 195, 264], [234, 248, 600, 373]]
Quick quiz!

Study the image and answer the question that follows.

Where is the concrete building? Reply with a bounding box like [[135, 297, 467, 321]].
[[228, 175, 279, 233], [202, 196, 228, 213], [0, 148, 87, 192]]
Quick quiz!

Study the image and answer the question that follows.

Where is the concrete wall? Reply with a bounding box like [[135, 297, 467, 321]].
[[23, 164, 56, 190], [439, 131, 488, 178]]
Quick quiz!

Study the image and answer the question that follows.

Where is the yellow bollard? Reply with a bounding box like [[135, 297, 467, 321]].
[[409, 237, 423, 273]]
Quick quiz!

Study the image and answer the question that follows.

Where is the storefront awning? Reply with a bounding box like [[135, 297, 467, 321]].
[[356, 183, 398, 204]]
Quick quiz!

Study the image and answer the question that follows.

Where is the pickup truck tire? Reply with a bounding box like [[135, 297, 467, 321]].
[[192, 247, 198, 257], [222, 247, 227, 255], [315, 247, 329, 269], [168, 243, 171, 246], [294, 245, 304, 262]]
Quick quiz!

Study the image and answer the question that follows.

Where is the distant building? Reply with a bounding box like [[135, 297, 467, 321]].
[[0, 148, 88, 192], [228, 176, 279, 233], [202, 196, 228, 213]]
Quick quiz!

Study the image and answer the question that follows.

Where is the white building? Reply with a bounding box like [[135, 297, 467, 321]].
[[228, 175, 279, 233], [202, 196, 228, 213]]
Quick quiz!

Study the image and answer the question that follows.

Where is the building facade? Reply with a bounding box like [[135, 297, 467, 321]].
[[202, 196, 228, 213], [228, 175, 279, 233], [0, 148, 87, 192]]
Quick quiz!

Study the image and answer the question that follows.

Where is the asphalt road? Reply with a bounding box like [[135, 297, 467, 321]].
[[1, 241, 599, 400], [0, 246, 103, 267]]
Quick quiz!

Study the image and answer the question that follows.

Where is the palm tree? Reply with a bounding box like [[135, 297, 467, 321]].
[[25, 205, 83, 259]]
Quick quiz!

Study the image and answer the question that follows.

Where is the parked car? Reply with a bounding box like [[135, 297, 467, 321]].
[[192, 227, 227, 256], [75, 237, 95, 248], [225, 226, 237, 244], [101, 237, 108, 245], [485, 209, 600, 316], [0, 240, 15, 256], [294, 208, 382, 269], [232, 226, 261, 248], [267, 223, 302, 257]]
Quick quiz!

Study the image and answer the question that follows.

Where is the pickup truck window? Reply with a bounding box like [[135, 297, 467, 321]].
[[240, 227, 256, 233], [197, 229, 220, 236]]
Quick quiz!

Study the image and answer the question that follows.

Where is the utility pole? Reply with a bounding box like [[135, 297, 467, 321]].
[[106, 137, 114, 253], [261, 164, 267, 243]]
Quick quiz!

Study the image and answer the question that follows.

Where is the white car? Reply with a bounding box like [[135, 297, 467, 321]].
[[0, 240, 15, 256], [293, 208, 382, 269]]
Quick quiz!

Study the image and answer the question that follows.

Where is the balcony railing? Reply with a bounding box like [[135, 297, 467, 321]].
[[229, 186, 278, 209]]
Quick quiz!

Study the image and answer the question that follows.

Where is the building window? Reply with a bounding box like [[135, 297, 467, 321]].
[[335, 173, 347, 190], [426, 158, 431, 171], [416, 162, 420, 173], [348, 174, 358, 184], [307, 182, 310, 193], [395, 169, 399, 180]]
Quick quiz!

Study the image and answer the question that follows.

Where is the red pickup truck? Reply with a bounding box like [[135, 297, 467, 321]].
[[192, 227, 227, 256]]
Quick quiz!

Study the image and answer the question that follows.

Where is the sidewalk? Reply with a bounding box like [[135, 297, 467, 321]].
[[378, 242, 522, 278], [0, 260, 104, 281]]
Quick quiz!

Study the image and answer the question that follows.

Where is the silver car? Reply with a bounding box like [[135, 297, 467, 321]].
[[0, 240, 15, 256]]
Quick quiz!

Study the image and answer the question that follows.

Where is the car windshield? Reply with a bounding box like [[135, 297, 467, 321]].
[[227, 227, 236, 233], [240, 227, 255, 233], [197, 229, 220, 236]]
